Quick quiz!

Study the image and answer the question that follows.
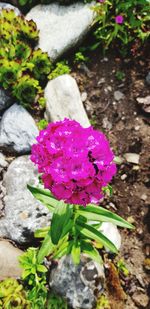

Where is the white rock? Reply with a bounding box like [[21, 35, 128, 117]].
[[0, 240, 23, 280], [114, 90, 124, 101], [44, 74, 90, 128], [121, 174, 127, 180], [100, 222, 121, 251], [124, 153, 140, 164], [26, 3, 95, 61]]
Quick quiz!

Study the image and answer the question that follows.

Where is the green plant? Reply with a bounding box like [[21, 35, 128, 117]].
[[0, 60, 22, 89], [48, 61, 71, 80], [0, 278, 30, 309], [0, 9, 51, 107], [29, 49, 52, 81], [74, 51, 89, 63], [47, 292, 68, 309], [19, 247, 47, 286], [37, 119, 48, 130], [28, 184, 134, 265], [92, 0, 150, 52], [115, 70, 125, 81], [96, 294, 110, 309], [117, 258, 129, 276], [27, 284, 47, 309], [12, 75, 44, 107]]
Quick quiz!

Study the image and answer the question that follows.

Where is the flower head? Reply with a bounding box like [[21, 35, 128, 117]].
[[31, 119, 116, 206], [115, 15, 124, 24]]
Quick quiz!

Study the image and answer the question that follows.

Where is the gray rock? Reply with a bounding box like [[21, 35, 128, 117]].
[[0, 240, 23, 280], [114, 90, 124, 101], [146, 72, 150, 85], [49, 255, 105, 309], [0, 2, 20, 15], [0, 156, 51, 243], [45, 74, 90, 128], [0, 89, 13, 114], [0, 104, 39, 154], [26, 3, 95, 61]]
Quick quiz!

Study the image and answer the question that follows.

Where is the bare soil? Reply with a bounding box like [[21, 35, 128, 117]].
[[71, 45, 150, 308]]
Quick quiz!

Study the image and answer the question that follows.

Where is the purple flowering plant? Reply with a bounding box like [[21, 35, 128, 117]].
[[92, 0, 149, 52], [28, 119, 133, 265]]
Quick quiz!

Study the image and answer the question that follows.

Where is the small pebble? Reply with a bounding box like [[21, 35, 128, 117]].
[[124, 153, 140, 165], [121, 174, 127, 180], [135, 125, 140, 131], [109, 202, 117, 210], [81, 92, 87, 102], [141, 194, 147, 201], [132, 165, 140, 171], [114, 90, 124, 101], [127, 216, 135, 224], [98, 77, 105, 85]]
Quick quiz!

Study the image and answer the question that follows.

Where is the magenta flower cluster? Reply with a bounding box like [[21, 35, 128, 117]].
[[31, 119, 116, 206], [115, 15, 124, 24]]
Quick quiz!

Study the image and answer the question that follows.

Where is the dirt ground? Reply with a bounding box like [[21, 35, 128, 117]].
[[71, 44, 150, 308]]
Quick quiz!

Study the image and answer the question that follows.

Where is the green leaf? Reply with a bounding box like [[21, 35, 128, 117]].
[[37, 231, 55, 264], [37, 265, 47, 273], [81, 240, 103, 264], [77, 204, 134, 229], [76, 220, 118, 253], [50, 201, 73, 245], [53, 240, 73, 260], [27, 184, 57, 211], [71, 241, 81, 265], [34, 226, 50, 239]]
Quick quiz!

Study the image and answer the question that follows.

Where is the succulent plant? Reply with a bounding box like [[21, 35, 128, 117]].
[[29, 49, 52, 81], [48, 61, 70, 80], [12, 75, 43, 106], [0, 278, 30, 309], [0, 59, 22, 89], [0, 8, 51, 108]]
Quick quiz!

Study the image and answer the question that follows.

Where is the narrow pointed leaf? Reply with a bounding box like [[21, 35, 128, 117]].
[[77, 204, 134, 229], [76, 220, 118, 253], [81, 240, 103, 264], [53, 240, 73, 260], [27, 184, 57, 211], [37, 231, 55, 264], [51, 201, 73, 245], [71, 241, 81, 265]]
